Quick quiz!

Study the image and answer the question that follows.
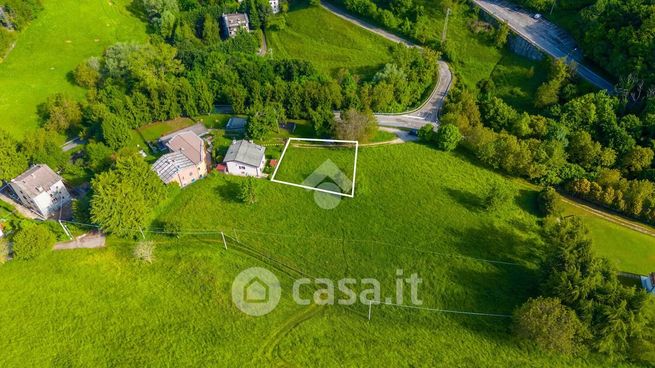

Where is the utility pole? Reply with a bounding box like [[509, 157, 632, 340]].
[[549, 0, 556, 15], [441, 8, 451, 43]]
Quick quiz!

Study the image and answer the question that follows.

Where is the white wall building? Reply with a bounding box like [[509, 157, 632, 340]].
[[223, 140, 266, 177], [269, 0, 280, 14], [9, 164, 71, 219]]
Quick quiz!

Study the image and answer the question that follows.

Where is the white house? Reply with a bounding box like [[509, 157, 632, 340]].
[[269, 0, 280, 14], [9, 164, 71, 219], [223, 140, 266, 177], [152, 131, 210, 187]]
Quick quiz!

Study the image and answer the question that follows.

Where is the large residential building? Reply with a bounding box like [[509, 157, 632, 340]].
[[223, 140, 266, 177], [9, 164, 71, 219], [152, 131, 210, 187], [221, 13, 249, 38]]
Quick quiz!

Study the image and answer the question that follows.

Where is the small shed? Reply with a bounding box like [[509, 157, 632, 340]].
[[226, 117, 248, 132]]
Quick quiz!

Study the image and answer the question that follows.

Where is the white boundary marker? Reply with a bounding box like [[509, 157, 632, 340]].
[[270, 138, 359, 198]]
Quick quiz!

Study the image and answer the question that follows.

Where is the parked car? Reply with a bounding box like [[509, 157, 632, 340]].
[[533, 13, 542, 20]]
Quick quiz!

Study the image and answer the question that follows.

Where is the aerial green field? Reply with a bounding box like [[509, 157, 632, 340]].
[[490, 54, 549, 112], [0, 143, 628, 366], [266, 2, 394, 78], [563, 201, 655, 275], [409, 1, 551, 97], [0, 0, 147, 138], [273, 144, 357, 186]]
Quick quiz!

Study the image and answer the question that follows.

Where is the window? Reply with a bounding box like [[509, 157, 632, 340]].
[[238, 165, 246, 170]]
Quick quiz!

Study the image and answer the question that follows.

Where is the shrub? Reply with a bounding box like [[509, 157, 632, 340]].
[[417, 124, 434, 142], [134, 241, 155, 263], [238, 177, 260, 204], [513, 297, 586, 355], [12, 225, 56, 260], [483, 182, 513, 211], [537, 186, 562, 217], [162, 220, 182, 238], [435, 124, 462, 151]]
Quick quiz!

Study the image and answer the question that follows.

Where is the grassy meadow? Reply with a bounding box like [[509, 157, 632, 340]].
[[267, 2, 395, 78], [0, 143, 648, 365], [562, 201, 655, 275], [0, 0, 147, 138]]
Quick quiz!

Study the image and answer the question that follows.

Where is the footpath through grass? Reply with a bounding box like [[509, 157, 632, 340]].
[[267, 1, 394, 79], [0, 0, 147, 138]]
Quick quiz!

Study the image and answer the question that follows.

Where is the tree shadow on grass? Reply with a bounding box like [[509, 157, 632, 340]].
[[445, 188, 484, 212], [216, 180, 241, 203], [447, 220, 545, 270], [514, 188, 539, 216]]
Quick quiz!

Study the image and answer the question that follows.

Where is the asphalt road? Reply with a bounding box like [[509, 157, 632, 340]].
[[473, 0, 614, 91], [321, 2, 453, 129]]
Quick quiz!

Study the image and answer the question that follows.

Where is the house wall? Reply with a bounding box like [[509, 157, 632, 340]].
[[269, 0, 279, 13], [168, 166, 201, 188], [226, 161, 260, 177], [11, 180, 71, 218]]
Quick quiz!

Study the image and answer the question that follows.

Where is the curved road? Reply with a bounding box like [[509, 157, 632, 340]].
[[321, 2, 452, 129]]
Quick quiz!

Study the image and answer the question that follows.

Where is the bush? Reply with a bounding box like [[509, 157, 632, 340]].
[[238, 177, 260, 204], [513, 297, 586, 355], [435, 124, 462, 151], [483, 182, 513, 211], [537, 186, 562, 217], [134, 241, 155, 263], [162, 220, 182, 238], [417, 124, 434, 142], [12, 225, 56, 260]]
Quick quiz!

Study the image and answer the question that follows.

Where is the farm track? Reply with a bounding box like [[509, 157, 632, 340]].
[[259, 304, 322, 367]]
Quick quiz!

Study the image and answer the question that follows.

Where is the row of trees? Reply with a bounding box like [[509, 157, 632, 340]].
[[513, 216, 653, 363], [441, 54, 655, 225]]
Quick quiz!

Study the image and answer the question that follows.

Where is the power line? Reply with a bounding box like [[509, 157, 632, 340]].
[[369, 300, 512, 319], [58, 220, 523, 266]]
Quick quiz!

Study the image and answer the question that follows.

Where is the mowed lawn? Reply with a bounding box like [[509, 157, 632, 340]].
[[563, 201, 655, 275], [267, 2, 394, 78], [0, 143, 635, 366], [0, 0, 147, 138]]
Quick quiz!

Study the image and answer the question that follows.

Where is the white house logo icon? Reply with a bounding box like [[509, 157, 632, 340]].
[[301, 159, 354, 209], [232, 267, 281, 316]]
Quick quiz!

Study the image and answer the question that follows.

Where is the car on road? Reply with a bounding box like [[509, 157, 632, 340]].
[[533, 13, 542, 20]]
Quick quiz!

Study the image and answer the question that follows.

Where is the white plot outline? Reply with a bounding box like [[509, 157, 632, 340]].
[[270, 138, 359, 198]]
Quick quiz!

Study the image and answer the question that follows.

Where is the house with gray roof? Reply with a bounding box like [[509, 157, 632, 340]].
[[223, 140, 266, 177], [9, 164, 71, 218], [221, 13, 249, 38], [152, 130, 210, 187]]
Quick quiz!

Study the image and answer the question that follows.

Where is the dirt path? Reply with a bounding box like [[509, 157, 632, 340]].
[[561, 197, 655, 238], [258, 304, 322, 367]]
